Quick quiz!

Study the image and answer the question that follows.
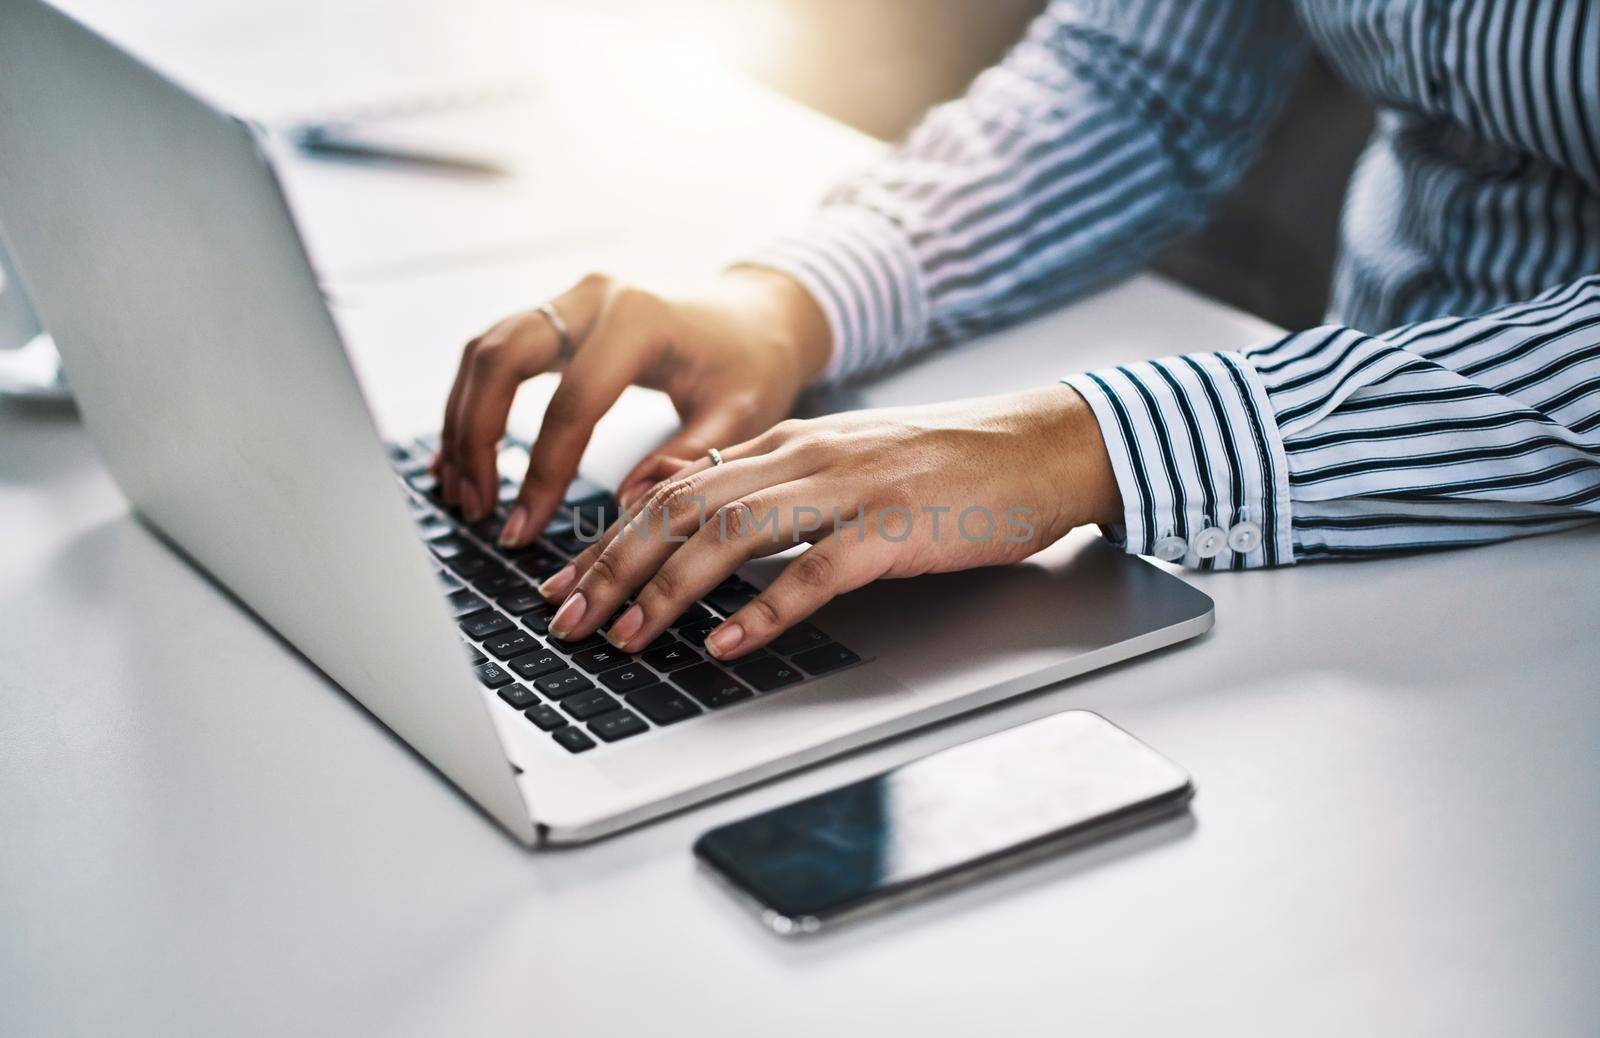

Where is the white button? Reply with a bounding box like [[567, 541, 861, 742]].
[[1153, 536, 1188, 562], [1192, 526, 1228, 559], [1227, 520, 1262, 554]]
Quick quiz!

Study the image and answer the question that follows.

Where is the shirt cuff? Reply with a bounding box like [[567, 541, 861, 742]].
[[1063, 352, 1295, 568], [738, 206, 928, 384]]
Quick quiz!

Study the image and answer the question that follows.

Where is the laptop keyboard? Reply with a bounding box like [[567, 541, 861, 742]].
[[387, 437, 862, 755]]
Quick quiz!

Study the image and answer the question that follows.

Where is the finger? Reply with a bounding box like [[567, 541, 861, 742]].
[[558, 420, 819, 599], [617, 454, 694, 513], [706, 532, 887, 661], [442, 275, 608, 522], [616, 399, 770, 510], [633, 416, 801, 495], [544, 450, 825, 641], [436, 332, 490, 505], [607, 478, 856, 652], [501, 300, 662, 548], [448, 319, 548, 520], [434, 335, 477, 477]]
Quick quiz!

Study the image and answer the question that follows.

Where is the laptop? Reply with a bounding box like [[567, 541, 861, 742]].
[[0, 0, 1213, 844]]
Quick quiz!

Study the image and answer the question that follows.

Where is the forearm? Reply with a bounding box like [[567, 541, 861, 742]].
[[745, 0, 1306, 384]]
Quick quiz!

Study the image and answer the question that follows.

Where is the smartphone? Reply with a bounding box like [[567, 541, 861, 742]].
[[693, 711, 1194, 935]]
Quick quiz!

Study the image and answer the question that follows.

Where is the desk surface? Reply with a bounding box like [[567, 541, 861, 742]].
[[5, 3, 1600, 1036]]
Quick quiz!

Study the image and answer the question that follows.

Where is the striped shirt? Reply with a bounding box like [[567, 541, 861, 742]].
[[748, 0, 1600, 568]]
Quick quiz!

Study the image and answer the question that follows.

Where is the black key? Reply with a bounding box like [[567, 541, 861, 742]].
[[523, 704, 567, 731], [499, 589, 547, 614], [792, 642, 860, 675], [640, 631, 677, 653], [588, 709, 649, 743], [386, 441, 412, 464], [447, 551, 495, 578], [404, 493, 432, 520], [568, 491, 618, 534], [433, 567, 461, 591], [678, 618, 719, 648], [462, 641, 487, 665], [408, 472, 439, 496], [429, 534, 471, 560], [769, 623, 829, 656], [597, 662, 657, 694], [416, 516, 454, 542], [521, 603, 557, 633], [552, 726, 596, 753], [642, 642, 700, 672], [483, 629, 542, 661], [474, 661, 513, 688], [446, 588, 488, 619], [508, 650, 565, 681], [464, 559, 509, 584], [552, 632, 606, 654], [475, 569, 529, 598], [627, 684, 702, 726], [534, 668, 593, 699], [509, 545, 566, 577], [496, 683, 540, 710], [670, 603, 712, 628], [733, 655, 803, 692], [547, 529, 593, 556], [562, 688, 621, 720], [459, 609, 513, 640], [469, 513, 507, 543], [671, 663, 751, 709], [393, 454, 430, 479], [705, 580, 756, 616], [571, 645, 633, 673]]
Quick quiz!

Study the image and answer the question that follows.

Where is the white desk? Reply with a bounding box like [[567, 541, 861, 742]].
[[4, 3, 1600, 1035]]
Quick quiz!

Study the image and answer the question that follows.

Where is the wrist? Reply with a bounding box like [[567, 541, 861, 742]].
[[1031, 384, 1123, 530], [721, 265, 834, 384]]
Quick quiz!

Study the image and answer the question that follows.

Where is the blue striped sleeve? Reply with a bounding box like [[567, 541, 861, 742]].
[[741, 0, 1306, 382], [1066, 275, 1600, 568], [1064, 353, 1292, 568]]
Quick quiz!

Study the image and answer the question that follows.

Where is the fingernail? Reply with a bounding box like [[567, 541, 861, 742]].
[[706, 622, 744, 658], [500, 506, 529, 548], [540, 564, 576, 601], [548, 590, 586, 639], [460, 481, 483, 520], [607, 604, 643, 648]]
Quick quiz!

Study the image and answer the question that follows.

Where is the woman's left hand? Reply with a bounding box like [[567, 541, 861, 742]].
[[538, 384, 1122, 660]]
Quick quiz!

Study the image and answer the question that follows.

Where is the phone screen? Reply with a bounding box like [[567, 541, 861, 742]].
[[694, 711, 1192, 933]]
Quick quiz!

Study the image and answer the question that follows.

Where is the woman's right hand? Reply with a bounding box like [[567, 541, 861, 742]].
[[432, 267, 833, 549]]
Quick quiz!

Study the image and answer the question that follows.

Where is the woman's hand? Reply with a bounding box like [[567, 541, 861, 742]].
[[432, 267, 832, 546], [539, 385, 1122, 660]]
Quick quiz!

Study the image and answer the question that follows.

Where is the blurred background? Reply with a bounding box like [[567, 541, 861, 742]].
[[11, 0, 1375, 348], [716, 0, 1374, 330]]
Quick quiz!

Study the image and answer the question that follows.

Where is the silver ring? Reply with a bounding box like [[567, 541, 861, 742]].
[[535, 302, 575, 361], [707, 447, 724, 467]]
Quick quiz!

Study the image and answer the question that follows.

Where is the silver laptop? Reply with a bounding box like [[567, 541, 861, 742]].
[[0, 0, 1212, 844]]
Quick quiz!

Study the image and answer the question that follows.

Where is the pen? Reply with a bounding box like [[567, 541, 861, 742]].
[[289, 122, 509, 178]]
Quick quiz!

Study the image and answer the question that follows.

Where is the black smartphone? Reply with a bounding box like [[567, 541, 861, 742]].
[[693, 711, 1194, 935]]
